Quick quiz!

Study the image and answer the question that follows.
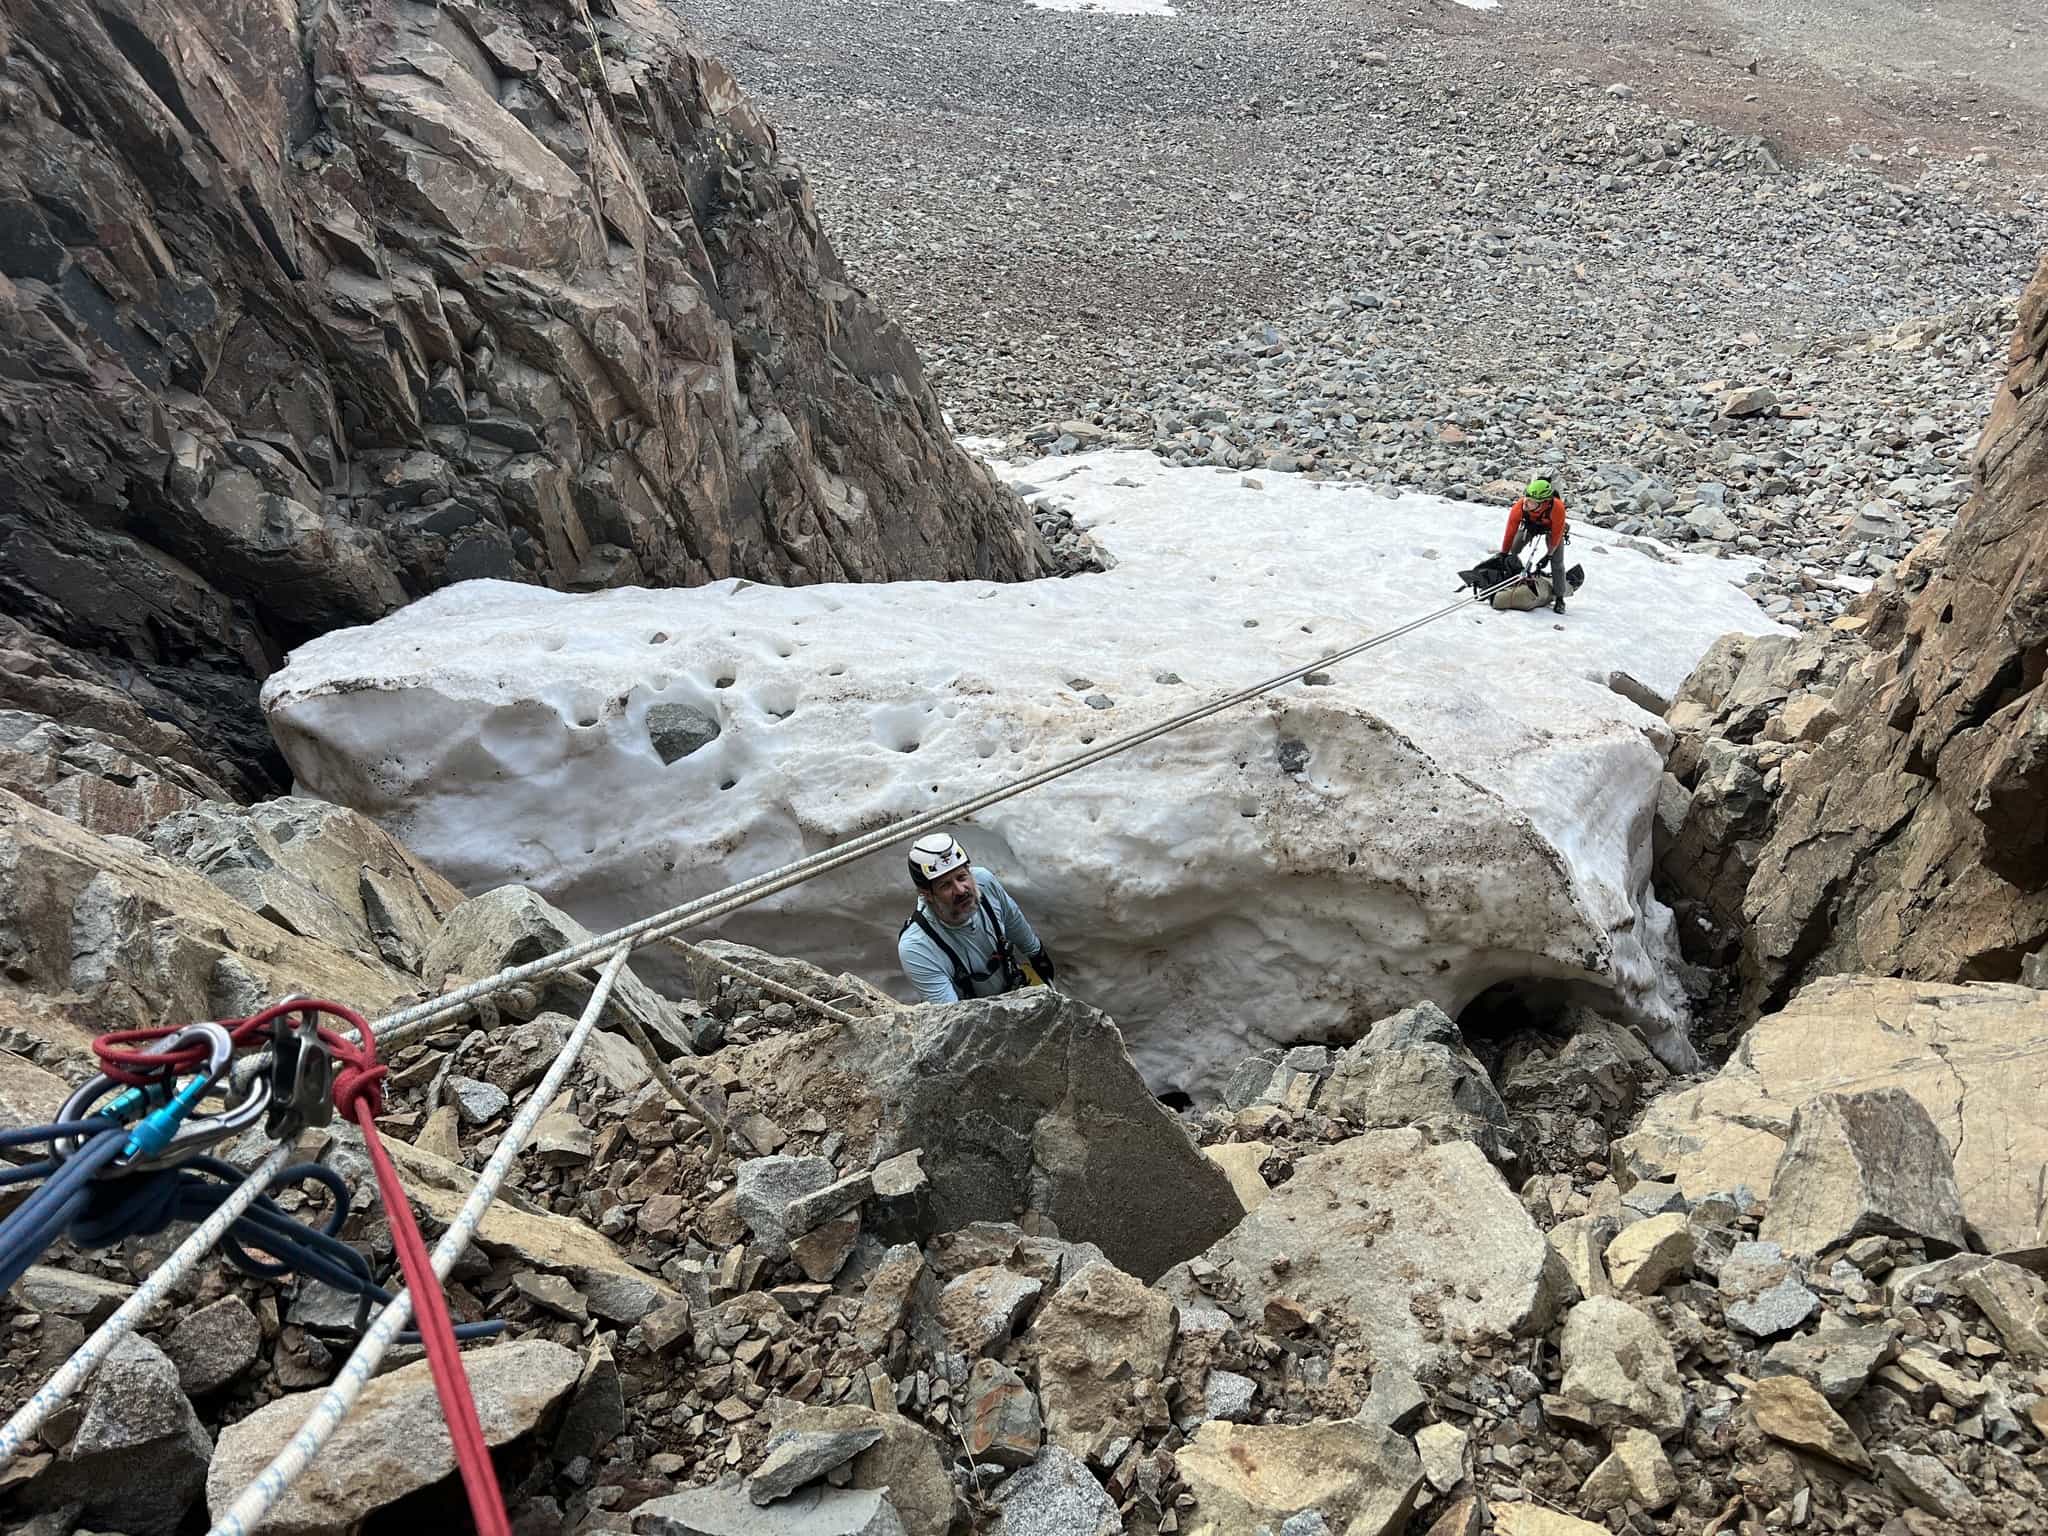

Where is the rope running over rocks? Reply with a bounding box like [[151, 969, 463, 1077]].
[[7, 575, 1519, 1484]]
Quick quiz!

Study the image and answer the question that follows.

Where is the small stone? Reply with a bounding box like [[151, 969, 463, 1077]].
[[936, 1266, 1042, 1357], [965, 1358, 1043, 1469], [1560, 1298, 1686, 1437], [991, 1445, 1122, 1535], [1874, 1448, 1977, 1519], [854, 1245, 925, 1357], [1202, 1369, 1256, 1423], [554, 1338, 624, 1466], [161, 1296, 262, 1397], [645, 704, 722, 764], [1620, 1181, 1686, 1220], [1495, 1508, 1610, 1536], [1760, 1320, 1895, 1403], [1415, 1422, 1469, 1492], [634, 1480, 907, 1535], [1604, 1212, 1693, 1295], [1357, 1367, 1427, 1431], [415, 1103, 465, 1160], [448, 1075, 510, 1126], [17, 1266, 135, 1326], [1746, 1374, 1871, 1471], [1727, 1274, 1819, 1337], [1173, 1420, 1421, 1536], [1547, 1216, 1616, 1300], [793, 1216, 860, 1283], [736, 1155, 834, 1261], [1581, 1427, 1677, 1512], [514, 1271, 591, 1323], [1204, 1142, 1273, 1213], [1718, 385, 1778, 418], [784, 1171, 873, 1239]]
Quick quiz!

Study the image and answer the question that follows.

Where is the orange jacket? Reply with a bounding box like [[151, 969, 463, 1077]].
[[1502, 495, 1567, 553]]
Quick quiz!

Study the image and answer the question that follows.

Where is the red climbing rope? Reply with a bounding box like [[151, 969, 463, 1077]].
[[92, 1000, 511, 1536]]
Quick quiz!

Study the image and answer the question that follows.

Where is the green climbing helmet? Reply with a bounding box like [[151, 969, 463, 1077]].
[[1525, 477, 1555, 501]]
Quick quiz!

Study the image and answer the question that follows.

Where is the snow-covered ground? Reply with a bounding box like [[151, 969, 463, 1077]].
[[265, 452, 1782, 1093]]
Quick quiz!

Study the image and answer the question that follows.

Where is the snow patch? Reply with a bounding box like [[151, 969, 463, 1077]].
[[264, 452, 1782, 1093]]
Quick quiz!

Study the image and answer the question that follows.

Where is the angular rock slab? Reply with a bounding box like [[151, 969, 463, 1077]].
[[768, 1405, 954, 1536], [0, 789, 423, 1052], [1760, 1087, 1968, 1256], [1560, 1298, 1687, 1439], [634, 1482, 907, 1536], [1163, 1129, 1570, 1380], [32, 1334, 211, 1536], [721, 990, 1240, 1281], [1321, 1002, 1517, 1164], [146, 795, 460, 967], [1619, 976, 2048, 1253], [1173, 1419, 1424, 1536], [387, 1136, 679, 1325], [1494, 1509, 1610, 1536], [1025, 1260, 1175, 1460], [423, 884, 702, 1057], [1745, 1374, 1871, 1471], [206, 1340, 579, 1535]]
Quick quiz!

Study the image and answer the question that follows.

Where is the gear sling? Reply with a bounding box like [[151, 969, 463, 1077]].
[[902, 896, 1045, 998]]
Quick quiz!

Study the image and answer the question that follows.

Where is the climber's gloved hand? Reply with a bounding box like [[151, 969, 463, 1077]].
[[1031, 948, 1056, 983]]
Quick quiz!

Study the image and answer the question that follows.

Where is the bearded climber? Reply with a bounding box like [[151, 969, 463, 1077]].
[[1502, 477, 1570, 614], [898, 832, 1056, 1004]]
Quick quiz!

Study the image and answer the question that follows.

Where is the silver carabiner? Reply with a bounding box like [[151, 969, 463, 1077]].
[[51, 1022, 237, 1172], [117, 1072, 274, 1173]]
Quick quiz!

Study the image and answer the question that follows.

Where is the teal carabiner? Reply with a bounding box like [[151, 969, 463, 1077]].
[[118, 1022, 236, 1163]]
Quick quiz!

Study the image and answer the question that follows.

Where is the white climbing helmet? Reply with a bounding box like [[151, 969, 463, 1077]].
[[907, 832, 971, 888]]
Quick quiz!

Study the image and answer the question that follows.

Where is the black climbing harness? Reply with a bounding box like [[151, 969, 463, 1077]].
[[903, 895, 1026, 998]]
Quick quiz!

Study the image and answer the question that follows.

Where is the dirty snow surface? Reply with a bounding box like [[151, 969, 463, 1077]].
[[264, 451, 1782, 1093]]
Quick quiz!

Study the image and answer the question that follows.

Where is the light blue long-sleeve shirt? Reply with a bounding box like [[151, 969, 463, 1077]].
[[897, 868, 1043, 1004]]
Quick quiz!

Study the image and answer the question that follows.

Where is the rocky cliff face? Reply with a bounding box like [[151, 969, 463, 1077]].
[[0, 0, 1047, 788], [1659, 249, 2048, 1011]]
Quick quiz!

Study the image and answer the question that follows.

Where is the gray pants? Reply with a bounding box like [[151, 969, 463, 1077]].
[[1510, 526, 1567, 604]]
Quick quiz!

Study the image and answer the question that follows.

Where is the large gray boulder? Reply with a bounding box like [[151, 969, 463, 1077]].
[[730, 990, 1241, 1281], [206, 1339, 580, 1535], [1618, 976, 2048, 1254], [26, 1334, 211, 1536], [1760, 1087, 1969, 1257], [1321, 1002, 1517, 1164], [1161, 1129, 1571, 1382]]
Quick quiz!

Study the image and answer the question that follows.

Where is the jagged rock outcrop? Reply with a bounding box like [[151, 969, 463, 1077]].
[[1658, 250, 2048, 1006], [1617, 975, 2048, 1254], [0, 0, 1046, 789]]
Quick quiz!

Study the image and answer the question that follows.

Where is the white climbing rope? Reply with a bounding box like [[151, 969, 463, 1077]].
[[3, 573, 1519, 1475], [664, 935, 867, 1026], [368, 577, 1524, 1053], [206, 945, 635, 1536], [0, 1141, 295, 1463]]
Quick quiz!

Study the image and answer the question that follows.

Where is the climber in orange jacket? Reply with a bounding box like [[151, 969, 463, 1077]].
[[1501, 477, 1569, 614]]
